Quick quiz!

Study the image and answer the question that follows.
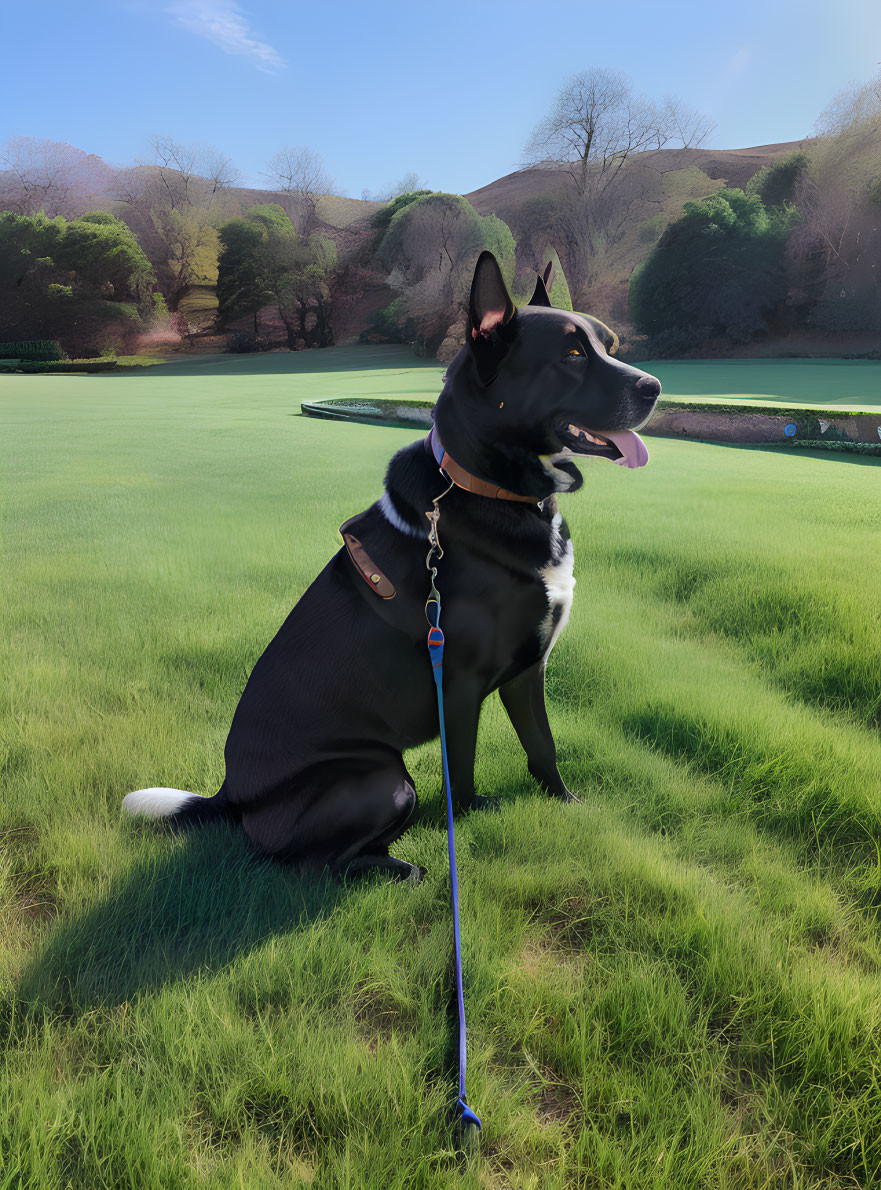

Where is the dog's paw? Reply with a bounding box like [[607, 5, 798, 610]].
[[471, 794, 502, 813], [386, 858, 427, 883], [549, 787, 582, 805], [336, 856, 425, 883]]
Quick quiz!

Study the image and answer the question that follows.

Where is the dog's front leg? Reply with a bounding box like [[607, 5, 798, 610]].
[[499, 663, 581, 803], [441, 679, 497, 812]]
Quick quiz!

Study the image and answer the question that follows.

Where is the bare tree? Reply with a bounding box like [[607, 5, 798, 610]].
[[789, 175, 856, 283], [522, 69, 713, 199], [0, 136, 115, 217], [262, 145, 335, 232], [811, 69, 881, 195], [658, 95, 717, 150], [362, 171, 429, 202], [520, 69, 713, 302], [814, 69, 881, 140], [114, 136, 240, 311], [388, 171, 427, 197], [786, 70, 881, 328], [145, 135, 240, 211]]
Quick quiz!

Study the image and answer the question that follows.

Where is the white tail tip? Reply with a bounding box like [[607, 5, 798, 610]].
[[122, 788, 194, 818]]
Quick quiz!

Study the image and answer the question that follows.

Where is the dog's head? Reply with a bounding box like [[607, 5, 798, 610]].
[[434, 251, 661, 499]]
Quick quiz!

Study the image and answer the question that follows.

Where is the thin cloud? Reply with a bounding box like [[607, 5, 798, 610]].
[[724, 46, 752, 80], [165, 1, 285, 73]]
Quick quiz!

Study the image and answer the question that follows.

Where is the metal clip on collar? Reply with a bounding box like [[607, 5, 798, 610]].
[[424, 474, 453, 628]]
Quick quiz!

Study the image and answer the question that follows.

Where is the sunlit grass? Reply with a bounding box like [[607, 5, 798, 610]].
[[115, 354, 169, 367], [645, 358, 881, 409], [2, 349, 881, 1187]]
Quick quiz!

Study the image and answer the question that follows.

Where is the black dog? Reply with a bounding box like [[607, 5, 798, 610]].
[[123, 252, 660, 881]]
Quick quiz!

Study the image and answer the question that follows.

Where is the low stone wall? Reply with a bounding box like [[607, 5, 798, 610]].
[[647, 407, 881, 446], [301, 398, 434, 431]]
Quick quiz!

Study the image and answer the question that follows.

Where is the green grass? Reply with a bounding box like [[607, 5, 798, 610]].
[[114, 354, 170, 368], [2, 348, 881, 1188], [643, 359, 881, 410]]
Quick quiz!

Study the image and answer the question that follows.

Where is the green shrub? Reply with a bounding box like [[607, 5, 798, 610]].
[[0, 340, 67, 361], [629, 189, 798, 344], [375, 192, 516, 354], [0, 210, 159, 358], [226, 330, 271, 353], [370, 190, 434, 234], [61, 211, 156, 299], [640, 325, 710, 358], [217, 205, 337, 349], [15, 359, 118, 373], [638, 215, 666, 244], [746, 151, 809, 209], [808, 287, 881, 332], [361, 298, 416, 343]]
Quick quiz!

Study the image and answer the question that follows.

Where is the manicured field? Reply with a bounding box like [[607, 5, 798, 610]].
[[644, 358, 881, 410], [3, 348, 881, 1188], [115, 349, 881, 411]]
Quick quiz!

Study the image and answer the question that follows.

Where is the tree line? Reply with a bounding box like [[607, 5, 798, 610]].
[[629, 71, 881, 351], [0, 139, 347, 357], [1, 67, 878, 360]]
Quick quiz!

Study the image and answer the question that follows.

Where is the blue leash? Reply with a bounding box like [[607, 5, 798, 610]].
[[425, 488, 482, 1138]]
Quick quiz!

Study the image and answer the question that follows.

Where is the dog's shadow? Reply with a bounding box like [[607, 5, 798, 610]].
[[15, 789, 534, 1034], [16, 823, 346, 1016]]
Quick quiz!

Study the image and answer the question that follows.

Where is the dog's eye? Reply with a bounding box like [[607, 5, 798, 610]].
[[565, 347, 583, 358]]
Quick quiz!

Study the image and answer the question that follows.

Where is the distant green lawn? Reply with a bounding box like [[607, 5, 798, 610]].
[[125, 346, 881, 410], [3, 347, 881, 1188], [644, 357, 881, 410]]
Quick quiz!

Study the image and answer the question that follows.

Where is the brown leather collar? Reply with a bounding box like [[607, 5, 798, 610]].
[[427, 426, 539, 504]]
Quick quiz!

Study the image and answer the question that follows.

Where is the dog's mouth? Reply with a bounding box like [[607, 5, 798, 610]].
[[558, 423, 649, 469]]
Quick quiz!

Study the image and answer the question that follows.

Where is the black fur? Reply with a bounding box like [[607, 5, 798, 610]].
[[131, 252, 660, 882]]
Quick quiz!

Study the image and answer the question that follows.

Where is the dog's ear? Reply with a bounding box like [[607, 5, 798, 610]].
[[468, 251, 515, 339], [468, 251, 516, 384], [528, 273, 553, 307], [527, 259, 556, 307]]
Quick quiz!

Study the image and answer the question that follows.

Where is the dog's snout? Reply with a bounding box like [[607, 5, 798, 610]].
[[635, 374, 661, 401]]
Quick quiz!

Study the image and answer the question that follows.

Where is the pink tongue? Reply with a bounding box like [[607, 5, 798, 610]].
[[598, 429, 649, 469]]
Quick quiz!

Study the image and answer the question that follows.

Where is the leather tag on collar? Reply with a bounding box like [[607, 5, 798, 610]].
[[339, 516, 396, 599]]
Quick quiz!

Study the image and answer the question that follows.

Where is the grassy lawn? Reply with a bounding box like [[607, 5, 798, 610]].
[[2, 347, 881, 1188], [644, 358, 881, 410]]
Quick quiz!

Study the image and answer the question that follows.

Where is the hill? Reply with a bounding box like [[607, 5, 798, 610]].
[[459, 141, 818, 334], [464, 141, 813, 215]]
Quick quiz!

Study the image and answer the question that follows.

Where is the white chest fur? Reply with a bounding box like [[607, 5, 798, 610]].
[[539, 513, 575, 657]]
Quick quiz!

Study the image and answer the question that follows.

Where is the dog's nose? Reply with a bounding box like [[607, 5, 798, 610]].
[[635, 374, 661, 401]]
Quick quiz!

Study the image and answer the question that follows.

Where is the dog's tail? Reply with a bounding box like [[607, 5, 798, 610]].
[[122, 785, 233, 830]]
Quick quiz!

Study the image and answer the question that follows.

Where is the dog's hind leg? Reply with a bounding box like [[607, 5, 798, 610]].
[[327, 769, 424, 882], [241, 762, 424, 881], [499, 663, 581, 803]]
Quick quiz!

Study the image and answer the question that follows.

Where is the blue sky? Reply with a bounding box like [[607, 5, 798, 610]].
[[2, 0, 879, 196]]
